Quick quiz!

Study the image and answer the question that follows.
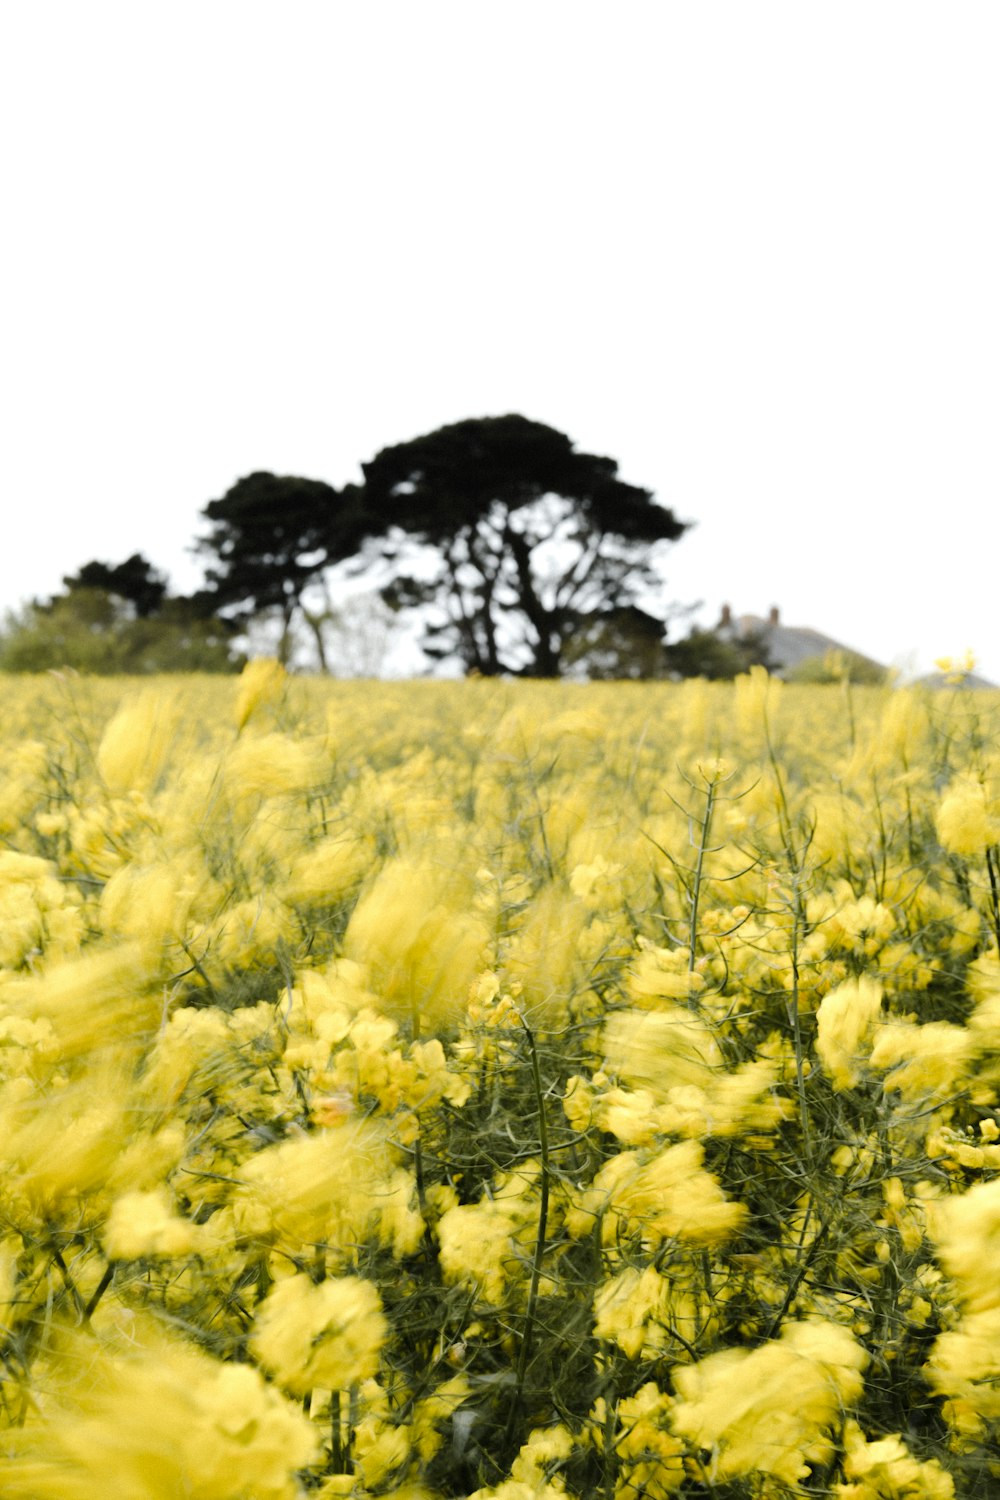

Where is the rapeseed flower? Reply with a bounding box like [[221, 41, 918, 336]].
[[601, 1005, 722, 1093], [103, 1187, 198, 1260], [233, 1118, 393, 1259], [0, 1317, 319, 1499], [671, 1319, 867, 1486], [3, 668, 1000, 1494], [835, 1421, 954, 1498], [869, 1019, 975, 1102], [250, 1272, 388, 1394], [573, 1139, 745, 1248], [815, 976, 883, 1090], [437, 1198, 527, 1305], [612, 1383, 686, 1499], [344, 856, 489, 1028], [0, 850, 82, 968], [96, 689, 179, 793], [234, 656, 287, 729], [503, 882, 588, 1012], [937, 774, 1000, 857], [593, 1264, 668, 1359], [926, 1177, 1000, 1420]]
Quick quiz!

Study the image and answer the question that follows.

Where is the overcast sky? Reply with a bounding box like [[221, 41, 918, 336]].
[[3, 3, 998, 680]]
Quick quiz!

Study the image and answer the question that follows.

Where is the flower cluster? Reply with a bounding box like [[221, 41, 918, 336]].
[[0, 664, 998, 1496]]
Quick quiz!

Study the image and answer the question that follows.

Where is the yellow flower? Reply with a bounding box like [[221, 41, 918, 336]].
[[251, 1272, 388, 1395], [0, 1318, 319, 1499], [0, 1064, 135, 1224], [926, 1177, 1000, 1420], [3, 941, 160, 1064], [593, 1265, 667, 1359], [835, 1420, 954, 1498], [510, 1424, 574, 1485], [815, 976, 883, 1090], [937, 774, 999, 857], [436, 1199, 525, 1305], [234, 1119, 391, 1257], [99, 858, 197, 955], [344, 857, 489, 1027], [734, 664, 783, 739], [104, 1188, 198, 1260], [234, 657, 287, 729], [96, 689, 179, 793], [869, 1020, 975, 1102], [601, 1004, 721, 1093], [352, 1415, 412, 1488], [0, 1234, 19, 1334], [614, 1383, 686, 1498], [672, 1319, 867, 1486], [626, 940, 706, 1004], [934, 650, 977, 684], [280, 832, 375, 908], [225, 732, 327, 800], [502, 882, 587, 1013], [580, 1140, 745, 1249]]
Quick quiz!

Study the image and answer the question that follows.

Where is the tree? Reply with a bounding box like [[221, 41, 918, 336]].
[[0, 563, 243, 675], [561, 605, 673, 680], [664, 624, 773, 680], [360, 415, 688, 677], [196, 472, 368, 669], [63, 553, 169, 618]]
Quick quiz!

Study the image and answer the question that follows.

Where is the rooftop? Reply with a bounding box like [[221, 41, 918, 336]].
[[714, 604, 886, 678]]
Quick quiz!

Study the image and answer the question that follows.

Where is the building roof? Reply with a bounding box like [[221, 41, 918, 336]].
[[715, 605, 885, 678], [913, 670, 998, 691]]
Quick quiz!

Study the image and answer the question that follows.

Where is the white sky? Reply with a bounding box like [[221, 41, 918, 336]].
[[2, 2, 998, 681]]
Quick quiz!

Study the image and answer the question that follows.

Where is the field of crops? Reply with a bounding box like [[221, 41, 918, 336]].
[[2, 664, 1000, 1497]]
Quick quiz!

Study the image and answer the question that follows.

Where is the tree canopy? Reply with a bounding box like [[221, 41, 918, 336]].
[[5, 417, 711, 679], [196, 472, 367, 667], [63, 553, 169, 619], [358, 415, 688, 676], [0, 555, 242, 675]]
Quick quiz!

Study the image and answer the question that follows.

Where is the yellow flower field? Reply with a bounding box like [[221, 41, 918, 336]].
[[1, 665, 999, 1497]]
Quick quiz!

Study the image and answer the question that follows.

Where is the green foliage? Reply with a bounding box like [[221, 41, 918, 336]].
[[0, 587, 242, 674], [786, 649, 887, 685], [562, 605, 672, 679], [664, 624, 772, 679]]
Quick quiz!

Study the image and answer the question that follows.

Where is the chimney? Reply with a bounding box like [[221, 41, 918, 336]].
[[768, 606, 780, 627]]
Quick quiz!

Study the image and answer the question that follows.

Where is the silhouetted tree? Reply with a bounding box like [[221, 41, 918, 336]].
[[63, 553, 168, 618], [664, 624, 773, 680], [360, 415, 687, 677], [562, 605, 672, 679], [196, 472, 367, 667]]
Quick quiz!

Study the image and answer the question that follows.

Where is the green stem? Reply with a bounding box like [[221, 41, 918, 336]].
[[411, 995, 425, 1208], [83, 1263, 115, 1320], [330, 1390, 344, 1471], [603, 1383, 617, 1500], [766, 1215, 829, 1341], [986, 845, 1000, 955], [50, 1248, 86, 1322], [689, 775, 717, 974], [505, 1019, 550, 1447], [787, 895, 812, 1163]]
